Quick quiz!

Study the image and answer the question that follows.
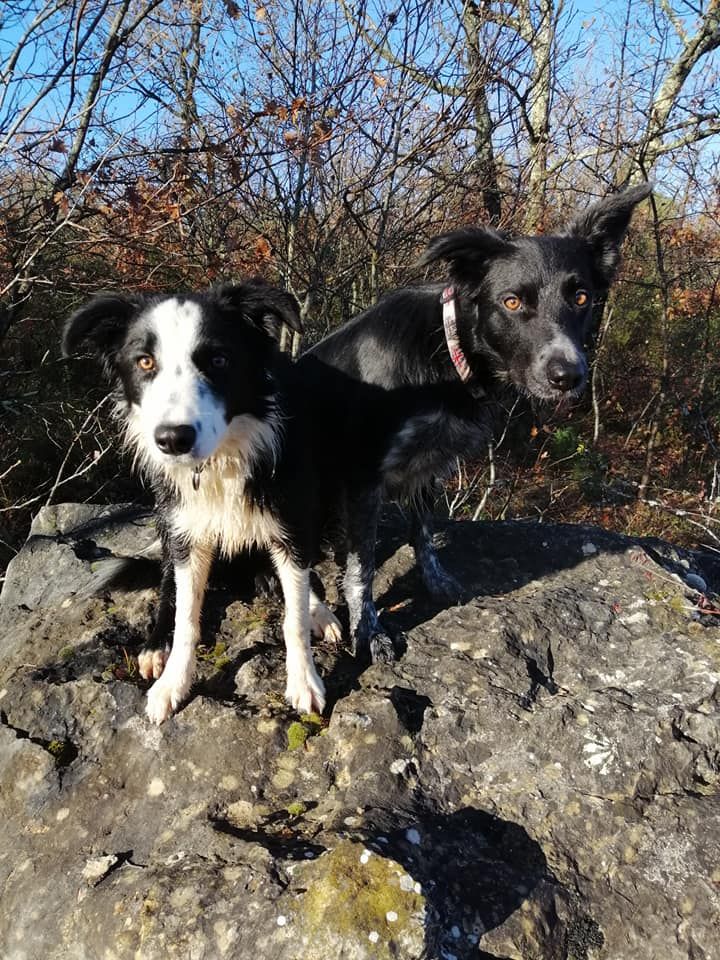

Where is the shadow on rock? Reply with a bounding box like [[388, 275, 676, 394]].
[[354, 805, 601, 960]]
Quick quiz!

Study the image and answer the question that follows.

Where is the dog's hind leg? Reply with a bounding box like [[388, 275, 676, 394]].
[[409, 506, 465, 604], [344, 487, 396, 665], [272, 549, 326, 714], [145, 543, 213, 724]]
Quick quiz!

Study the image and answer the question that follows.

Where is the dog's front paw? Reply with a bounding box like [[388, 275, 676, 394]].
[[352, 623, 398, 665], [138, 645, 170, 680], [423, 569, 467, 605], [145, 670, 192, 725], [310, 601, 343, 644], [369, 632, 397, 664], [285, 658, 326, 715]]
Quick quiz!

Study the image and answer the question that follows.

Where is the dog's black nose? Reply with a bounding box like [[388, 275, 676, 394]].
[[546, 358, 584, 393], [154, 424, 197, 455]]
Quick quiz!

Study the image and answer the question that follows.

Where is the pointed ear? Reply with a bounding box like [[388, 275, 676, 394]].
[[417, 226, 512, 288], [63, 293, 141, 362], [564, 183, 652, 287], [215, 280, 302, 340]]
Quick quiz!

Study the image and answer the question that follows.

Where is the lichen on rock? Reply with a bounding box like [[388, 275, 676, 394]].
[[287, 840, 427, 959]]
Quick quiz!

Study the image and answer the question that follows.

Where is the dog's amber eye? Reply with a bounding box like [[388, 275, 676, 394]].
[[575, 290, 590, 307], [503, 295, 522, 311], [211, 354, 229, 369], [137, 355, 156, 372]]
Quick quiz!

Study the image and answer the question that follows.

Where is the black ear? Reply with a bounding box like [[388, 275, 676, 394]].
[[564, 183, 652, 287], [63, 293, 141, 362], [215, 280, 302, 340], [417, 226, 512, 288]]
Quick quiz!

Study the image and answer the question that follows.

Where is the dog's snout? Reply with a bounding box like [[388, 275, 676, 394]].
[[546, 357, 585, 393], [154, 423, 197, 455]]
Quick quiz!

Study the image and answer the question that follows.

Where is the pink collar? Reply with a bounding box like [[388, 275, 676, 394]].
[[442, 286, 472, 383]]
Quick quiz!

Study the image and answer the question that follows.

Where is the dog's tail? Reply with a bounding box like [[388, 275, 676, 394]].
[[79, 539, 163, 598]]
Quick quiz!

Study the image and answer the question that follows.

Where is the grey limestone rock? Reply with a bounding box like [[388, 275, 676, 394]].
[[1, 503, 719, 959]]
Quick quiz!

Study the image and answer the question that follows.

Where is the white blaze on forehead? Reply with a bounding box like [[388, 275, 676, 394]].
[[147, 297, 203, 377], [129, 297, 229, 462]]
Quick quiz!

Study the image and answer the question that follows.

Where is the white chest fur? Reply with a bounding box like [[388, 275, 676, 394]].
[[169, 460, 283, 557]]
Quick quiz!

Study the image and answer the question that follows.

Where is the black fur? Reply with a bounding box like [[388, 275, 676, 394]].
[[64, 279, 328, 720], [299, 184, 652, 662]]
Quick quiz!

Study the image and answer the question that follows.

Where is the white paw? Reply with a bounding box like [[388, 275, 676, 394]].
[[138, 645, 170, 680], [309, 602, 343, 644], [145, 661, 194, 725], [285, 658, 326, 715]]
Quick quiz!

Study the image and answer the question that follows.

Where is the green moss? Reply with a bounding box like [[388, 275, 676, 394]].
[[58, 645, 75, 661], [46, 738, 76, 767], [668, 594, 688, 615], [300, 712, 324, 730], [287, 712, 327, 750], [287, 721, 309, 751], [266, 691, 287, 710], [295, 841, 425, 957], [644, 586, 691, 620], [231, 599, 273, 634], [286, 801, 307, 818], [197, 640, 231, 670]]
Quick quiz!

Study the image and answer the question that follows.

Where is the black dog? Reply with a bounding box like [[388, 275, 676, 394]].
[[63, 281, 340, 723], [299, 184, 652, 663]]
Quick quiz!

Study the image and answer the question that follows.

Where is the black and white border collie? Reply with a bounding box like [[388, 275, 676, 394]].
[[63, 280, 340, 724], [299, 184, 652, 663]]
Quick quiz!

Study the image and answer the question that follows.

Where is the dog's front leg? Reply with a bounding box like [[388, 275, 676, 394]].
[[138, 551, 175, 681], [271, 548, 326, 715], [145, 543, 212, 725], [409, 506, 466, 604], [344, 487, 396, 665]]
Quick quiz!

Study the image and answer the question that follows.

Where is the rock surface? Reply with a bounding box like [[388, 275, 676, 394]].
[[1, 503, 719, 960]]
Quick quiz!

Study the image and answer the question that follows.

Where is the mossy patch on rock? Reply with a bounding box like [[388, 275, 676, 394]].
[[197, 640, 231, 670], [289, 840, 427, 959], [286, 712, 326, 750]]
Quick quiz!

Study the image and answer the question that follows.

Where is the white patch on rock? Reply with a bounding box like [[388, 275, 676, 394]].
[[406, 827, 421, 845], [368, 931, 380, 943], [123, 715, 164, 750], [386, 910, 398, 923], [147, 777, 165, 796], [360, 849, 372, 864], [582, 735, 615, 775], [582, 542, 598, 556], [56, 808, 70, 822], [276, 915, 288, 927], [82, 854, 118, 886], [390, 758, 410, 775], [621, 611, 649, 625]]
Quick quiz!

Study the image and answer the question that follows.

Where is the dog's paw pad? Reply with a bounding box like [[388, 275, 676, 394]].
[[310, 602, 343, 644], [370, 632, 397, 664], [138, 646, 170, 680], [286, 661, 326, 715]]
